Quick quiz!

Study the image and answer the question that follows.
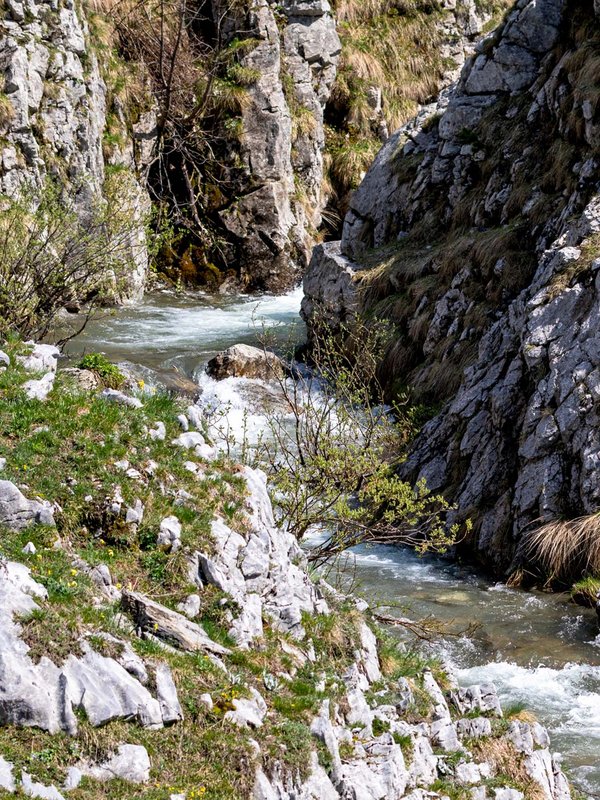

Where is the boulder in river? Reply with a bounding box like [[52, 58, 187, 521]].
[[206, 344, 285, 381]]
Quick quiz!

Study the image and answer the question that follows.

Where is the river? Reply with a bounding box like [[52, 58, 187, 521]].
[[64, 288, 600, 797]]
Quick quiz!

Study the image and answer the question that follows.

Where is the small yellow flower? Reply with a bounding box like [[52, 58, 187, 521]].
[[138, 379, 145, 389], [115, 582, 122, 590], [107, 549, 114, 556], [36, 554, 42, 560], [70, 569, 77, 576]]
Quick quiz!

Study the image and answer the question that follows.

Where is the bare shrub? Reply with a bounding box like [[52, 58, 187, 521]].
[[255, 318, 463, 566], [0, 177, 147, 340]]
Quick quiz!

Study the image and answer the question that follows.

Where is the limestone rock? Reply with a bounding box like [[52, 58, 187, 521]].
[[17, 345, 59, 374], [224, 686, 267, 729], [24, 367, 56, 399], [157, 515, 182, 552], [301, 241, 360, 340], [79, 744, 150, 784], [121, 589, 230, 655], [192, 466, 327, 646], [21, 773, 65, 800], [100, 389, 143, 409], [0, 757, 15, 793], [206, 344, 285, 382], [0, 480, 55, 530]]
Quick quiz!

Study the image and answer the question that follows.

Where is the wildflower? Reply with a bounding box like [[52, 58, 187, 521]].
[[115, 582, 122, 590], [107, 549, 114, 556], [70, 569, 77, 576], [138, 379, 145, 390]]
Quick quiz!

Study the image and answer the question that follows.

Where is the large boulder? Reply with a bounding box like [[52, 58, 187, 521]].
[[206, 344, 285, 382]]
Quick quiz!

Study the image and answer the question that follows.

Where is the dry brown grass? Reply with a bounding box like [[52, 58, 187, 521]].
[[525, 513, 600, 583], [472, 738, 546, 800]]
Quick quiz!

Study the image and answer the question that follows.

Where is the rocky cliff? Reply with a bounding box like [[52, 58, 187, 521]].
[[303, 0, 600, 577], [0, 0, 154, 302], [0, 340, 574, 799], [1, 0, 515, 299]]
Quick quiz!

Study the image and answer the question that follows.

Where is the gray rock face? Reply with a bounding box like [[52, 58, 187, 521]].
[[191, 466, 328, 646], [303, 0, 600, 573], [301, 241, 360, 340], [215, 0, 340, 291], [207, 344, 285, 381], [0, 0, 152, 303], [121, 589, 230, 655]]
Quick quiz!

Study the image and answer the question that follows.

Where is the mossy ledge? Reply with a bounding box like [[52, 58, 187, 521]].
[[0, 339, 572, 800]]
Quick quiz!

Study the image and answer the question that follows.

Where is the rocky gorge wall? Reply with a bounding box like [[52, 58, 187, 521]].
[[0, 0, 514, 298], [302, 0, 600, 576]]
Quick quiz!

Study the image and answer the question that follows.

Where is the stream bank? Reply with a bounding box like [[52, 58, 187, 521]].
[[64, 288, 600, 796]]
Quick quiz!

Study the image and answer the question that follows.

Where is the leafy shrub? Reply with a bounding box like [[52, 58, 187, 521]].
[[78, 353, 125, 388]]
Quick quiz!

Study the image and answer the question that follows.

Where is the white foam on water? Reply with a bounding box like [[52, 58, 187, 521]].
[[72, 287, 304, 358], [457, 659, 600, 772]]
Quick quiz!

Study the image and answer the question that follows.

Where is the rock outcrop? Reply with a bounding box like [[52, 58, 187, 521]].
[[217, 0, 340, 291], [0, 0, 153, 303], [303, 0, 600, 575]]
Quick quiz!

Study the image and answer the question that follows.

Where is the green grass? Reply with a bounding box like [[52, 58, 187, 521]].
[[0, 340, 469, 799]]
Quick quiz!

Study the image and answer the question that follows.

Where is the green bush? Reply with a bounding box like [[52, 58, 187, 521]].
[[77, 352, 125, 388]]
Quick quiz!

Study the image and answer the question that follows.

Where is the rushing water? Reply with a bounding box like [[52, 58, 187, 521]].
[[65, 288, 600, 797]]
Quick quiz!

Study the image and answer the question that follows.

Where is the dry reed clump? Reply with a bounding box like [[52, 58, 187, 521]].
[[525, 513, 600, 583]]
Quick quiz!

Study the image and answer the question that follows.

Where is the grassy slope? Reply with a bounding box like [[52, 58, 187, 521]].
[[0, 340, 457, 799]]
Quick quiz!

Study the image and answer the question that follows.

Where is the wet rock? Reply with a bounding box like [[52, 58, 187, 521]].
[[207, 344, 285, 382], [121, 589, 230, 655]]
